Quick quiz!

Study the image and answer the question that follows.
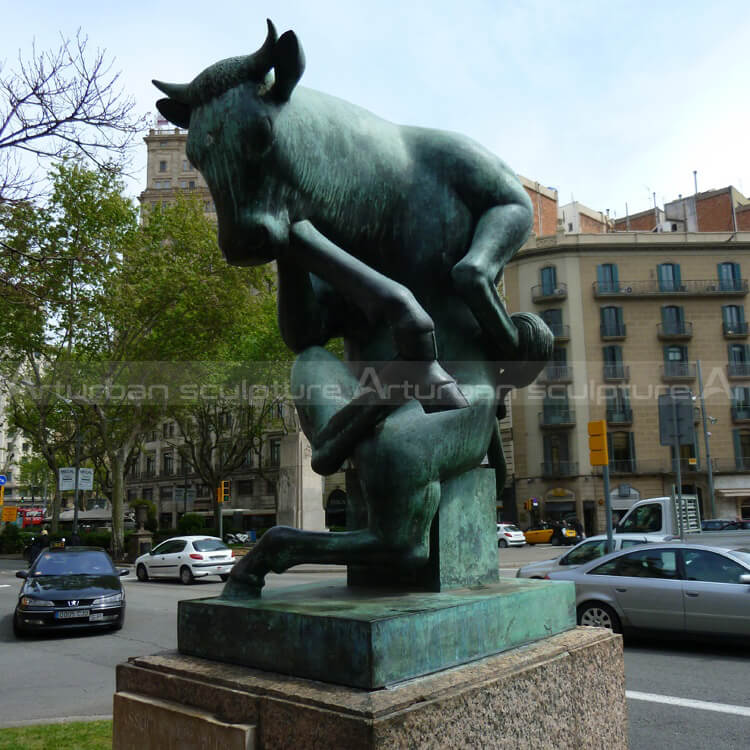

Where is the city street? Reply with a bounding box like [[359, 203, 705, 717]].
[[1, 551, 749, 748]]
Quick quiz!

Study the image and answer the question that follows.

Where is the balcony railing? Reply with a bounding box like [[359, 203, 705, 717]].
[[657, 322, 693, 340], [547, 323, 570, 341], [609, 459, 637, 475], [538, 364, 574, 383], [603, 364, 630, 382], [594, 278, 748, 297], [727, 362, 750, 379], [532, 282, 568, 302], [600, 323, 627, 340], [539, 408, 576, 428], [731, 405, 750, 422], [606, 407, 633, 425], [723, 321, 748, 338], [541, 461, 578, 478], [661, 362, 696, 381]]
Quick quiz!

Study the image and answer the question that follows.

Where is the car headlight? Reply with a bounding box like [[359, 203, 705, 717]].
[[92, 592, 123, 606], [20, 597, 55, 608]]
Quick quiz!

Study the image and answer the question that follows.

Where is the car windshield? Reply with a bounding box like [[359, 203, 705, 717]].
[[193, 539, 229, 552], [33, 550, 115, 576], [502, 524, 521, 532], [730, 548, 750, 566]]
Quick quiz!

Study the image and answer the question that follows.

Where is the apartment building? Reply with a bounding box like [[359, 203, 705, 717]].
[[504, 225, 750, 533]]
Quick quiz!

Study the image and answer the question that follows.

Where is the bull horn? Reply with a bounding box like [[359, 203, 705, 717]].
[[239, 18, 278, 81], [152, 80, 190, 103]]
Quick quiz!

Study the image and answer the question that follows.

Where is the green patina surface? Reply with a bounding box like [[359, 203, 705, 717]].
[[178, 579, 576, 689]]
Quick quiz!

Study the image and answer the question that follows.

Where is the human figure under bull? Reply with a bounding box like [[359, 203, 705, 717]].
[[153, 20, 552, 597]]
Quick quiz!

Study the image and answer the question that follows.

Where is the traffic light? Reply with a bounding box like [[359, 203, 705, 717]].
[[217, 480, 230, 504], [588, 420, 609, 466]]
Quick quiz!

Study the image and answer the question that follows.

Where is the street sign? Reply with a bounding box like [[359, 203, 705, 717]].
[[78, 468, 94, 491], [0, 474, 6, 485], [2, 506, 17, 523], [59, 468, 76, 491], [658, 392, 695, 446]]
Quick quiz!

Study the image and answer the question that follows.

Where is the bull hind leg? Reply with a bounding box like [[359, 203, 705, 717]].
[[223, 481, 441, 599], [451, 205, 553, 388]]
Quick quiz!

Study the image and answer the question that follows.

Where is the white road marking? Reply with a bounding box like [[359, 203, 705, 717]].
[[627, 690, 750, 717], [0, 584, 10, 588]]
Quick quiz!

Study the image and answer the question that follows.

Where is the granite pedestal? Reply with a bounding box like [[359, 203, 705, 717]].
[[113, 627, 627, 750]]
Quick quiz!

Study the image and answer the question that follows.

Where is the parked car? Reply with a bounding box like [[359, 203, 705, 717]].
[[497, 523, 526, 548], [547, 543, 750, 636], [516, 534, 665, 579], [701, 518, 750, 531], [523, 525, 554, 545], [134, 536, 235, 585], [13, 547, 128, 637]]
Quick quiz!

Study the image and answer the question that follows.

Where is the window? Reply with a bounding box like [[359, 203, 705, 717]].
[[567, 222, 573, 232], [733, 429, 750, 470], [541, 309, 563, 337], [270, 438, 281, 467], [154, 179, 172, 190], [179, 180, 188, 188], [596, 263, 619, 293], [540, 266, 557, 296], [606, 387, 631, 423], [543, 433, 570, 474], [613, 549, 679, 579], [237, 480, 253, 495], [145, 456, 155, 475], [663, 345, 689, 377], [657, 262, 681, 292], [718, 262, 742, 292], [728, 344, 750, 377], [159, 486, 173, 500], [163, 452, 174, 475], [600, 306, 625, 337], [603, 345, 625, 379], [732, 387, 750, 416], [618, 503, 662, 533], [722, 305, 746, 334], [159, 160, 168, 172], [661, 306, 685, 335], [607, 431, 636, 473], [683, 549, 748, 584], [562, 540, 606, 566], [188, 180, 195, 189], [671, 223, 678, 232], [182, 159, 192, 171]]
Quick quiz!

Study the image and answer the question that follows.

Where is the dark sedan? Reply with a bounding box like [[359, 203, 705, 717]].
[[13, 547, 128, 637]]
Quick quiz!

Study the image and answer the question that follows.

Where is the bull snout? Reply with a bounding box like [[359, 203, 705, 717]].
[[217, 211, 287, 267]]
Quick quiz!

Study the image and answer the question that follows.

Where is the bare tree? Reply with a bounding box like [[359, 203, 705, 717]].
[[0, 29, 147, 204]]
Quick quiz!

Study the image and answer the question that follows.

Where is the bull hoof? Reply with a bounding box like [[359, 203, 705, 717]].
[[378, 359, 469, 412], [221, 573, 264, 599]]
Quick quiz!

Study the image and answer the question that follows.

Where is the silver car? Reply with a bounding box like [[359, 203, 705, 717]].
[[516, 534, 665, 579], [547, 543, 750, 636]]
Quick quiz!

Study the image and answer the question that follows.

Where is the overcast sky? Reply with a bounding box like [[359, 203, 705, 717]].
[[3, 0, 748, 218]]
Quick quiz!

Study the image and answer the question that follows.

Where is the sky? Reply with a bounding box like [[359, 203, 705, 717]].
[[2, 0, 749, 218]]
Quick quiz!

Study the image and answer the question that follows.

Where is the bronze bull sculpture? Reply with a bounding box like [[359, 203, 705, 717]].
[[154, 20, 551, 597]]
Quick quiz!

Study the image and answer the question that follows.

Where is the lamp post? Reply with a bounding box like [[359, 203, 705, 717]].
[[696, 361, 716, 519]]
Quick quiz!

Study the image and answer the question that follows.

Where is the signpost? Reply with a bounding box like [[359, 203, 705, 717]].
[[0, 474, 6, 507], [588, 420, 612, 552]]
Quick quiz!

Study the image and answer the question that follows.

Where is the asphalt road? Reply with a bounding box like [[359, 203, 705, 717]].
[[1, 550, 749, 749]]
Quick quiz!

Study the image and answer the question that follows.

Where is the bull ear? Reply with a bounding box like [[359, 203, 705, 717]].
[[270, 30, 305, 102], [156, 98, 191, 129]]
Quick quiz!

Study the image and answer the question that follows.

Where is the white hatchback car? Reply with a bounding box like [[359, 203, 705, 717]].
[[134, 536, 235, 585], [497, 523, 526, 548]]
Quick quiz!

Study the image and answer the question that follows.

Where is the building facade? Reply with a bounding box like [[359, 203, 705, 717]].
[[504, 227, 750, 533]]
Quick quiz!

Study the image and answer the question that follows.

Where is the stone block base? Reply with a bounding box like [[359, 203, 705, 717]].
[[113, 627, 627, 750]]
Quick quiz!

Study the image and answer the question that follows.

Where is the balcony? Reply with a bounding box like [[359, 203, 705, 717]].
[[661, 362, 696, 381], [600, 323, 627, 341], [538, 408, 576, 428], [547, 323, 570, 341], [727, 362, 750, 380], [713, 457, 750, 473], [723, 321, 748, 338], [603, 364, 630, 382], [609, 459, 638, 475], [657, 322, 693, 340], [537, 364, 574, 383], [593, 278, 748, 298], [606, 407, 633, 426], [532, 282, 567, 303], [731, 405, 750, 423], [541, 461, 578, 478]]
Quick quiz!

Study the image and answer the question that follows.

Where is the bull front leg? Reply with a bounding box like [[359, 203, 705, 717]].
[[286, 220, 469, 413]]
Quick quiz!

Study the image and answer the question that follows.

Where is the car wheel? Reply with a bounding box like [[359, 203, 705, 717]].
[[498, 539, 508, 548], [577, 602, 622, 634], [136, 564, 149, 582], [219, 574, 230, 582], [180, 566, 194, 585]]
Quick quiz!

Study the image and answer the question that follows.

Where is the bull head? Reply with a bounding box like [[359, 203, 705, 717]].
[[153, 20, 305, 130]]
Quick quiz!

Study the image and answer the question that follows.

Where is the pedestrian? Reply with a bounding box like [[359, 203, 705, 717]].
[[571, 517, 585, 540]]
